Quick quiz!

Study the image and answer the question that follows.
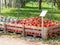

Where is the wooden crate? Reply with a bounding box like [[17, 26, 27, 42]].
[[0, 22, 60, 39], [5, 23, 24, 33]]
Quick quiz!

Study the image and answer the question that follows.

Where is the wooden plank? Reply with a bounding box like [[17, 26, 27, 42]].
[[48, 29, 60, 32], [0, 26, 4, 28], [25, 25, 42, 30], [6, 26, 23, 30], [6, 23, 23, 27], [25, 29, 41, 33]]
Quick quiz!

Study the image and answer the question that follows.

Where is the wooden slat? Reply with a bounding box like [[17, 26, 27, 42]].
[[25, 25, 42, 30], [25, 29, 41, 33], [0, 26, 4, 28], [48, 29, 60, 32], [6, 26, 23, 30], [6, 23, 23, 27]]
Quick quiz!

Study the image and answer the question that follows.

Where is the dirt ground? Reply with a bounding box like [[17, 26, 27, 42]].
[[0, 34, 60, 45]]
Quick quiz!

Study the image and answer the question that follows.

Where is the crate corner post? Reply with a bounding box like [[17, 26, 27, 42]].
[[41, 27, 48, 39]]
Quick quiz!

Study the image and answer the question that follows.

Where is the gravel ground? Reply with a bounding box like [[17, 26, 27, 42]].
[[0, 35, 49, 45], [0, 35, 60, 45]]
